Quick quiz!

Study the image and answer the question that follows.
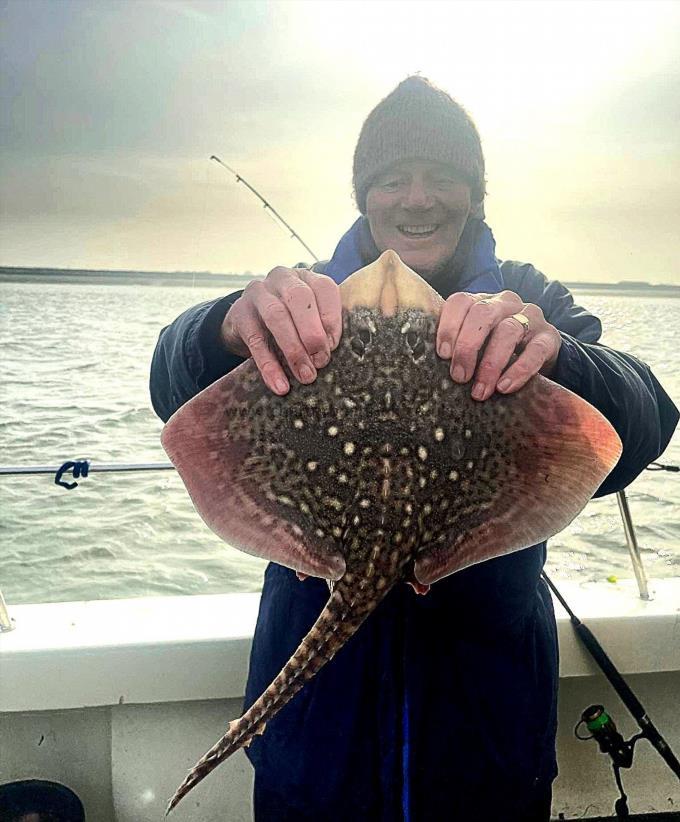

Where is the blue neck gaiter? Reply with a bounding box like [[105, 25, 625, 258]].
[[323, 216, 504, 296]]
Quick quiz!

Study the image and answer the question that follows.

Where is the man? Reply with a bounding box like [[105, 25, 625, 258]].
[[150, 77, 678, 821]]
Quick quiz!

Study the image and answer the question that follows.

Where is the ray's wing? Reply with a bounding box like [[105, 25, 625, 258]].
[[161, 359, 346, 580], [413, 375, 622, 585]]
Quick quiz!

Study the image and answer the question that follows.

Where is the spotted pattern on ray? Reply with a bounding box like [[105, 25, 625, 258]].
[[221, 306, 526, 581]]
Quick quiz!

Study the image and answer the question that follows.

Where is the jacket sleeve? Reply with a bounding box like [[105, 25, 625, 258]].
[[149, 291, 245, 423], [501, 261, 679, 496]]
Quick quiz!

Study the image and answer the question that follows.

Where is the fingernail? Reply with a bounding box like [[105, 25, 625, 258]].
[[327, 333, 337, 350], [299, 364, 315, 382], [452, 364, 466, 382], [274, 378, 289, 394], [497, 377, 512, 392], [471, 382, 486, 400], [439, 342, 452, 359], [312, 351, 328, 369]]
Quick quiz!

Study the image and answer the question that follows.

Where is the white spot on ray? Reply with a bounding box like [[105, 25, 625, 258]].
[[418, 446, 428, 461], [434, 427, 445, 441], [449, 470, 459, 481], [328, 425, 339, 437], [293, 419, 304, 429], [465, 429, 472, 439], [307, 461, 318, 471], [400, 321, 411, 334], [467, 460, 474, 470], [343, 442, 355, 456]]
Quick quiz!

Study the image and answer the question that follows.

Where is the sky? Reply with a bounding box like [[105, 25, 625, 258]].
[[1, 0, 679, 283]]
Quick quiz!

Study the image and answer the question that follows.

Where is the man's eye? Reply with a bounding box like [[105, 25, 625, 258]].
[[380, 179, 403, 191], [434, 177, 457, 189]]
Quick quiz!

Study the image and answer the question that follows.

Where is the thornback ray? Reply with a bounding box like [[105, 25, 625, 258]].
[[161, 249, 622, 812]]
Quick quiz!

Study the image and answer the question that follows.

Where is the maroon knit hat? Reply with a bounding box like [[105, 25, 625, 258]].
[[352, 76, 486, 214]]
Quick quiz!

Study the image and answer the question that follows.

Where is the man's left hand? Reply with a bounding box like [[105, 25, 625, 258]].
[[435, 290, 562, 401]]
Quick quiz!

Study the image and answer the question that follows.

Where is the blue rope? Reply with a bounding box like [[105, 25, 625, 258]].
[[54, 460, 90, 490]]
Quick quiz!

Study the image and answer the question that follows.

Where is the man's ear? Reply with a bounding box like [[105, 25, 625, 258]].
[[470, 201, 485, 220]]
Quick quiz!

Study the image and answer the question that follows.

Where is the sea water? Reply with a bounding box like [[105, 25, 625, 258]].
[[1, 280, 678, 605]]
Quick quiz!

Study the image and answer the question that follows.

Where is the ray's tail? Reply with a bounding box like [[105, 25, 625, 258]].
[[165, 574, 389, 814]]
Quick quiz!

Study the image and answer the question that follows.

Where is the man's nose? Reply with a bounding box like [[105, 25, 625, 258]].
[[402, 178, 434, 209]]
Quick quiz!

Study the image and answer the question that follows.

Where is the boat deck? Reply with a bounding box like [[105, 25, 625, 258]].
[[1, 579, 679, 820]]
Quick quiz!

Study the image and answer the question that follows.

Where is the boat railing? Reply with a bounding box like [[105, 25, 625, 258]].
[[0, 458, 676, 632]]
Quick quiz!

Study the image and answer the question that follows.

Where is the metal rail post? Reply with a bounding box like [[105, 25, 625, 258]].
[[0, 589, 14, 633], [616, 490, 651, 601]]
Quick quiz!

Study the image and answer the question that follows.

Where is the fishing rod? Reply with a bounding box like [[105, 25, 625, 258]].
[[209, 155, 319, 262], [542, 571, 680, 818]]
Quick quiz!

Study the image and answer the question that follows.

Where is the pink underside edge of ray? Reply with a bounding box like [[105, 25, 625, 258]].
[[161, 369, 345, 580], [414, 377, 622, 585]]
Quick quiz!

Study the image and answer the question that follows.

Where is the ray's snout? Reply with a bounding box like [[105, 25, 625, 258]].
[[341, 250, 444, 318]]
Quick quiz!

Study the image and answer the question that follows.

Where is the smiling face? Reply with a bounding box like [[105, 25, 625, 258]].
[[365, 159, 473, 280]]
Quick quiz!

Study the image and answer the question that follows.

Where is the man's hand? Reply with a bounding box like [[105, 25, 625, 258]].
[[221, 267, 342, 395], [436, 290, 562, 401]]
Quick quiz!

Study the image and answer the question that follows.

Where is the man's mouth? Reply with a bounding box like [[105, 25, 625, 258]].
[[397, 224, 439, 239]]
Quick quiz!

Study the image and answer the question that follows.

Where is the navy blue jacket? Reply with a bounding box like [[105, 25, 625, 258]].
[[150, 248, 678, 821]]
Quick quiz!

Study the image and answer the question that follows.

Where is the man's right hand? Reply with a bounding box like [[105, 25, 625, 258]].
[[220, 266, 343, 395]]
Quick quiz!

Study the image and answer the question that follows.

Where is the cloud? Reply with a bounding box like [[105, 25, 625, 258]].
[[1, 0, 679, 282]]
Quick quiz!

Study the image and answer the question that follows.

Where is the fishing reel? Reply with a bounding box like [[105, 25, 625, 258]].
[[575, 704, 645, 819]]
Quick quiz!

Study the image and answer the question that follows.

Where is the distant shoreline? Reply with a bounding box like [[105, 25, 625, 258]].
[[0, 266, 258, 288], [1, 266, 678, 296]]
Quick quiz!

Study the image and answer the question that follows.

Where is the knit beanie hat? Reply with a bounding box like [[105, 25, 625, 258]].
[[352, 76, 486, 214]]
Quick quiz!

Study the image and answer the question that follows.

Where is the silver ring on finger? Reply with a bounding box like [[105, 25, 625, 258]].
[[510, 312, 531, 339]]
